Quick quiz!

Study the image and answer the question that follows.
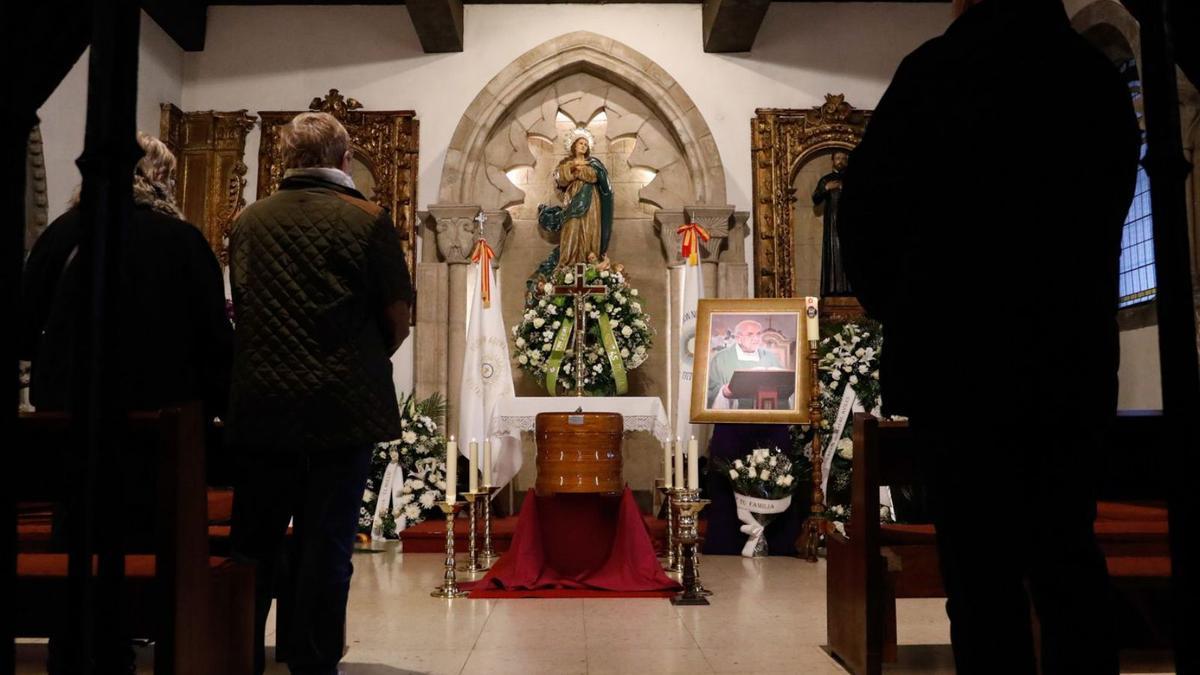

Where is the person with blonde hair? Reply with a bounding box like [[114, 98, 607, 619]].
[[18, 132, 232, 673], [227, 110, 412, 675], [20, 131, 230, 416]]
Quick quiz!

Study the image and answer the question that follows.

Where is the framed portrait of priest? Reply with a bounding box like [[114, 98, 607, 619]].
[[690, 298, 811, 424]]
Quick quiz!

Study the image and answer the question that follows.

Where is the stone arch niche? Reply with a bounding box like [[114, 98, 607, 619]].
[[419, 32, 746, 503]]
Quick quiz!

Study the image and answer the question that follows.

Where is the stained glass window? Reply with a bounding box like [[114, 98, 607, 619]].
[[1118, 60, 1156, 307]]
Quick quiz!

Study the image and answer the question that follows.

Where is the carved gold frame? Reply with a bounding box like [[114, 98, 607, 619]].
[[257, 90, 419, 280], [690, 298, 811, 425], [752, 95, 870, 298]]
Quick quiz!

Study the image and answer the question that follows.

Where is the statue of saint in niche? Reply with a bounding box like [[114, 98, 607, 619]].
[[813, 150, 853, 297], [536, 128, 614, 272]]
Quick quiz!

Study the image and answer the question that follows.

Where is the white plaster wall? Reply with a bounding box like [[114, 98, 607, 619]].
[[183, 3, 951, 213], [38, 12, 185, 221]]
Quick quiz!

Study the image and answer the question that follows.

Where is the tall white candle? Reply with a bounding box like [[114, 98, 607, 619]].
[[446, 436, 458, 503], [662, 441, 673, 489], [688, 436, 700, 491], [805, 296, 820, 342], [673, 436, 684, 489], [468, 439, 479, 493], [482, 439, 492, 487]]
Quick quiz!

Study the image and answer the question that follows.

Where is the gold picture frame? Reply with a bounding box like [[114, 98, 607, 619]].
[[752, 94, 870, 298], [691, 298, 811, 425]]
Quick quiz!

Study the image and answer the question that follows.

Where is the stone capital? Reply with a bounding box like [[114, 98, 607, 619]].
[[653, 209, 688, 266], [426, 204, 513, 265], [684, 205, 736, 261]]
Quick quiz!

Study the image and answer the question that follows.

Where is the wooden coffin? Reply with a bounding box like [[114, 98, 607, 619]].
[[535, 412, 623, 495]]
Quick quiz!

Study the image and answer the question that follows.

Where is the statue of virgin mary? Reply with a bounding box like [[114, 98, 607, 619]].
[[535, 128, 614, 274]]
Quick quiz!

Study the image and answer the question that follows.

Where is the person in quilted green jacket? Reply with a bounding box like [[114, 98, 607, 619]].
[[227, 111, 412, 675]]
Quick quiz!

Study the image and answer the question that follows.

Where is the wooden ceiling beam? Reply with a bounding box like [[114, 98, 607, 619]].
[[702, 0, 771, 53], [142, 0, 209, 51], [406, 0, 464, 53]]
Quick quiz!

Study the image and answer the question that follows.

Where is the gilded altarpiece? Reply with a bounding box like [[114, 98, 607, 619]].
[[160, 104, 256, 264], [752, 95, 870, 299], [256, 90, 419, 279]]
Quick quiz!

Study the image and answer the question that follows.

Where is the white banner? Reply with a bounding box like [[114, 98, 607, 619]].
[[675, 258, 704, 443], [371, 456, 405, 541], [460, 261, 519, 489], [734, 493, 792, 558]]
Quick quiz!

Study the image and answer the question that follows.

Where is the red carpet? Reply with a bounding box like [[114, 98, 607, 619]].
[[465, 488, 681, 598]]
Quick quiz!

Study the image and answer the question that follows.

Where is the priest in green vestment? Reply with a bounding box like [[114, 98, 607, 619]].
[[706, 319, 783, 409]]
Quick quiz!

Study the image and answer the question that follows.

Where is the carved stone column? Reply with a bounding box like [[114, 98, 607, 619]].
[[414, 262, 448, 402], [425, 204, 513, 435], [718, 211, 750, 298]]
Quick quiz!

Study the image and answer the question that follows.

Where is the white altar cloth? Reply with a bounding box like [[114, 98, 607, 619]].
[[490, 396, 671, 444]]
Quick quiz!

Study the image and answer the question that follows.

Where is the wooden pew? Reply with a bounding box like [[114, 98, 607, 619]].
[[13, 404, 255, 674], [826, 413, 1171, 675]]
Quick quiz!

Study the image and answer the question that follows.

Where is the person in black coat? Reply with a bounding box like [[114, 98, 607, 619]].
[[838, 1, 1140, 672], [20, 132, 232, 419]]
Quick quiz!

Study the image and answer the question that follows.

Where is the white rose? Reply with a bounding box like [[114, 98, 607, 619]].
[[631, 303, 642, 314], [836, 437, 854, 459], [630, 289, 638, 296], [566, 307, 574, 316], [363, 489, 376, 502], [542, 343, 551, 351], [729, 469, 739, 480], [760, 469, 771, 481], [593, 363, 602, 373], [831, 370, 841, 380], [636, 346, 646, 354], [546, 305, 557, 315], [849, 375, 859, 385], [543, 283, 554, 294], [769, 457, 777, 467], [516, 337, 526, 348], [621, 326, 633, 337], [776, 476, 787, 486], [533, 317, 545, 328], [734, 459, 743, 469], [538, 299, 546, 307], [620, 348, 629, 358], [872, 372, 880, 380], [858, 365, 869, 374], [564, 273, 575, 284], [518, 354, 528, 364], [783, 475, 794, 486], [600, 270, 610, 278]]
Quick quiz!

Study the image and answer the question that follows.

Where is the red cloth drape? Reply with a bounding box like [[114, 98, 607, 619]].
[[472, 488, 680, 593]]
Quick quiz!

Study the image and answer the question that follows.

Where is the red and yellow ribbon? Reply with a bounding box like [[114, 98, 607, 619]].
[[471, 238, 496, 307], [676, 222, 710, 265]]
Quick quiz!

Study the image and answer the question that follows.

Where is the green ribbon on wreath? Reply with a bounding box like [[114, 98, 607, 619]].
[[596, 313, 629, 395], [544, 317, 574, 396]]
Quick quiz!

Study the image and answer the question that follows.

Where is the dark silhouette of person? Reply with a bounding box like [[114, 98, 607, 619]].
[[838, 1, 1140, 673]]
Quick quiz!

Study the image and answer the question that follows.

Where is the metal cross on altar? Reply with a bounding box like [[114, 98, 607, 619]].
[[552, 262, 607, 396]]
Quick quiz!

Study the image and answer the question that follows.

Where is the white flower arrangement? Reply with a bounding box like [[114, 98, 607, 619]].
[[515, 263, 655, 395], [358, 393, 449, 538], [717, 446, 797, 500]]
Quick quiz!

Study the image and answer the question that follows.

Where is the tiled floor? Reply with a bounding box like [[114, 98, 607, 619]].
[[16, 545, 1176, 674]]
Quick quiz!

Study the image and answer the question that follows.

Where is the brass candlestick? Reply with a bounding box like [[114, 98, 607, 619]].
[[480, 485, 501, 567], [798, 338, 828, 562], [431, 501, 469, 598], [657, 484, 678, 571], [670, 489, 711, 606], [458, 491, 485, 573]]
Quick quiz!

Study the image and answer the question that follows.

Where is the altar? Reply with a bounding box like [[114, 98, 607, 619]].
[[490, 395, 670, 444]]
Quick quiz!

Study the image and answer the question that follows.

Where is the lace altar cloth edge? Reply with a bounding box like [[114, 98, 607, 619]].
[[490, 396, 671, 444]]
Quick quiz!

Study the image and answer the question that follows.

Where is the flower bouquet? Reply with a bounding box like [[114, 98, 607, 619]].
[[716, 446, 798, 557], [359, 393, 449, 541]]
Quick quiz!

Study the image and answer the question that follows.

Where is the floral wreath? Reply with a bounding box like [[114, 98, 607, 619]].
[[816, 319, 883, 504], [358, 393, 449, 539], [512, 262, 654, 396]]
